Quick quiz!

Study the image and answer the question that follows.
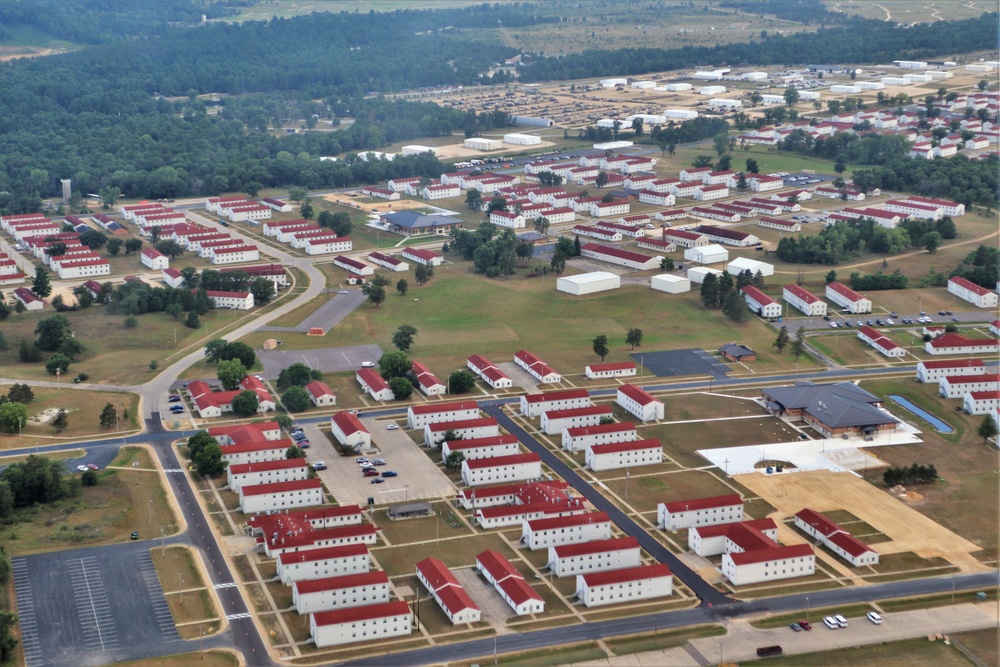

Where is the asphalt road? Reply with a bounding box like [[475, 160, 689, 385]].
[[343, 571, 999, 667], [482, 404, 732, 608]]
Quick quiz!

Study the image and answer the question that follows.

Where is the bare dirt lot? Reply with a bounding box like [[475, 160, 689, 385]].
[[735, 470, 988, 573]]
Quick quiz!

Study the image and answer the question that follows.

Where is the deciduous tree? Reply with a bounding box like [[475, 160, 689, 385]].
[[592, 335, 609, 361], [231, 390, 259, 417], [626, 328, 643, 350]]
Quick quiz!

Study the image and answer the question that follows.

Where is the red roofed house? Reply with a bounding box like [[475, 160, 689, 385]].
[[162, 267, 185, 288], [401, 247, 444, 267], [563, 422, 638, 453], [277, 544, 370, 585], [794, 509, 879, 566], [947, 276, 998, 308], [261, 523, 380, 559], [441, 435, 521, 462], [721, 536, 815, 586], [476, 550, 544, 615], [330, 411, 371, 451], [857, 326, 905, 358], [577, 564, 673, 608], [13, 287, 44, 311], [925, 333, 1000, 356], [963, 391, 1000, 415], [826, 281, 872, 314], [209, 421, 282, 445], [688, 518, 778, 557], [305, 381, 337, 408], [548, 537, 641, 577], [238, 478, 324, 513], [939, 374, 1000, 399], [514, 350, 562, 384], [410, 360, 446, 396], [367, 251, 409, 273], [523, 512, 612, 550], [356, 368, 394, 401], [426, 417, 499, 447], [293, 571, 391, 615], [226, 458, 309, 493], [541, 405, 614, 436], [585, 361, 637, 380], [740, 286, 782, 319], [334, 255, 374, 276], [140, 247, 169, 270], [406, 399, 479, 430], [519, 388, 591, 418], [460, 452, 539, 486], [309, 600, 411, 648], [466, 354, 512, 389], [658, 494, 743, 531], [416, 558, 482, 624], [585, 438, 663, 472], [783, 284, 827, 317], [616, 384, 664, 422], [916, 358, 986, 383]]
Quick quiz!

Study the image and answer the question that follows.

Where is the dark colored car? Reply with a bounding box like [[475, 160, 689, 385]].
[[130, 531, 139, 541], [370, 478, 385, 484], [381, 471, 398, 478]]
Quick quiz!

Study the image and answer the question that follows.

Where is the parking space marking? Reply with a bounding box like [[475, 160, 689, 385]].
[[136, 552, 182, 642], [68, 557, 119, 652], [12, 559, 42, 667]]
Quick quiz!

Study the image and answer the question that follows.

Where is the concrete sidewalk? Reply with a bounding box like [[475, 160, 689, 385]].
[[568, 602, 997, 667]]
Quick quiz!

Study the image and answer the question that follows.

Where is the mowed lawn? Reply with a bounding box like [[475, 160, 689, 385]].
[[258, 266, 810, 381]]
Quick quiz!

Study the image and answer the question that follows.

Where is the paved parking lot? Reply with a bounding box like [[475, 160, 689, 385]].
[[258, 288, 366, 333], [12, 542, 181, 667], [303, 417, 455, 508], [632, 348, 730, 379], [258, 343, 382, 377]]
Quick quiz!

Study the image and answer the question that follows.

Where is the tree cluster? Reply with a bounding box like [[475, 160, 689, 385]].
[[776, 218, 931, 265], [848, 271, 908, 291], [205, 339, 257, 369], [276, 362, 323, 392], [186, 431, 226, 477], [449, 224, 532, 278], [882, 463, 938, 487], [0, 455, 78, 515], [951, 245, 998, 289]]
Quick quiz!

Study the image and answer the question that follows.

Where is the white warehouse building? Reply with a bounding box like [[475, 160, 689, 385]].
[[504, 133, 542, 146], [557, 271, 622, 296], [651, 274, 691, 294], [464, 137, 502, 151]]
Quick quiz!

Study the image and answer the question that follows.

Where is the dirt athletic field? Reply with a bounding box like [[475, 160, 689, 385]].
[[735, 470, 987, 573]]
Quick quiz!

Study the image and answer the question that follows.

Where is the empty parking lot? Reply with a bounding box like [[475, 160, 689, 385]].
[[12, 542, 182, 667], [631, 348, 730, 379]]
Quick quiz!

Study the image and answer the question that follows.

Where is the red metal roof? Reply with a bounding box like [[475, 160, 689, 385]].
[[580, 243, 658, 264], [463, 453, 539, 470], [293, 570, 388, 594], [727, 543, 813, 565], [543, 405, 613, 420], [826, 281, 865, 302], [565, 422, 636, 437], [240, 478, 322, 497], [663, 494, 742, 514], [526, 511, 609, 532], [229, 458, 308, 475], [618, 383, 659, 406], [589, 438, 662, 455], [552, 536, 639, 558], [920, 359, 985, 369], [311, 601, 410, 627], [427, 417, 497, 433], [523, 389, 590, 404], [276, 543, 368, 566], [691, 518, 777, 539], [416, 557, 459, 592], [220, 439, 292, 456], [409, 400, 480, 415], [949, 276, 992, 296], [827, 531, 875, 557], [476, 549, 522, 582], [581, 563, 672, 587], [783, 284, 820, 304], [929, 333, 999, 349], [436, 584, 481, 615], [941, 373, 1000, 385], [305, 380, 335, 399], [587, 362, 637, 373], [794, 508, 841, 537], [444, 435, 519, 451], [331, 411, 367, 435], [969, 390, 1000, 400]]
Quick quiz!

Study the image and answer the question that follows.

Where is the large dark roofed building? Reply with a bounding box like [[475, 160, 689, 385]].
[[379, 211, 463, 236], [761, 382, 898, 438]]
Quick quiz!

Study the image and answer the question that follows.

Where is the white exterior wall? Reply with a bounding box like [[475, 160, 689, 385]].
[[577, 571, 672, 607], [294, 581, 391, 615], [940, 376, 1000, 399], [211, 247, 261, 265], [825, 284, 872, 314], [563, 425, 638, 453], [616, 388, 665, 423], [556, 273, 621, 296], [278, 553, 369, 585], [964, 393, 1000, 415], [586, 443, 663, 471], [227, 464, 309, 493], [426, 422, 499, 446], [306, 238, 353, 255], [239, 484, 324, 514], [783, 287, 827, 317], [524, 520, 612, 550], [684, 245, 729, 265], [57, 261, 112, 280], [407, 405, 480, 431], [310, 609, 411, 648], [687, 267, 723, 284], [948, 279, 999, 308], [550, 546, 641, 577], [721, 553, 815, 586], [441, 441, 521, 461], [658, 502, 743, 530], [542, 408, 612, 435], [916, 362, 985, 384], [460, 459, 541, 486], [744, 293, 782, 319], [521, 394, 591, 419]]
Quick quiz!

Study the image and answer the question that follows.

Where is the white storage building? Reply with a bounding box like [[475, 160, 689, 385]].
[[504, 133, 542, 146], [651, 274, 691, 294], [684, 244, 729, 265], [661, 83, 692, 92], [727, 256, 774, 277], [687, 266, 724, 285], [698, 85, 727, 95], [664, 108, 698, 120], [464, 137, 502, 151], [401, 145, 437, 156], [557, 271, 622, 296]]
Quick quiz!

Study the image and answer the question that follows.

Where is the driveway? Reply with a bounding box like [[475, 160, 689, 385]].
[[257, 288, 367, 333]]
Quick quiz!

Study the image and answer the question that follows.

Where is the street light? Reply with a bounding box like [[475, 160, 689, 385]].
[[806, 596, 810, 621]]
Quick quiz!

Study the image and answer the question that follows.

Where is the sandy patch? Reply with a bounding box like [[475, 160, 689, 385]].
[[735, 469, 988, 573], [29, 407, 69, 425]]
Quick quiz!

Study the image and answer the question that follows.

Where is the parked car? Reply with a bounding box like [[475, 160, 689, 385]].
[[834, 615, 848, 628], [867, 611, 882, 625], [87, 463, 99, 470], [131, 531, 139, 541], [823, 616, 839, 629], [170, 406, 185, 413], [952, 316, 960, 322], [885, 319, 894, 325], [312, 462, 327, 471], [168, 396, 181, 403], [789, 623, 802, 632], [798, 620, 812, 631], [370, 478, 385, 484], [386, 424, 399, 430], [297, 441, 310, 449], [361, 361, 375, 368], [381, 471, 398, 478], [372, 459, 387, 466], [356, 457, 369, 463], [363, 469, 379, 477], [890, 312, 898, 318], [76, 465, 88, 472]]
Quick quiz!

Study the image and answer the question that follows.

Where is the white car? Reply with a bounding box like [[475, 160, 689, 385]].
[[885, 319, 894, 325], [823, 616, 839, 629], [834, 615, 848, 628], [76, 465, 88, 472], [386, 424, 399, 430], [361, 361, 375, 368], [867, 611, 882, 625]]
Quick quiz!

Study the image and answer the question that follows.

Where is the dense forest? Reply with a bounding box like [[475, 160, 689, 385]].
[[775, 217, 958, 266], [0, 3, 995, 207], [517, 13, 997, 81]]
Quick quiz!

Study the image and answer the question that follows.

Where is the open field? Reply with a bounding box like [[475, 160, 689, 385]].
[[117, 653, 239, 667], [825, 0, 989, 23], [644, 417, 801, 467], [371, 532, 512, 578], [152, 545, 222, 639], [3, 464, 178, 555], [0, 386, 140, 444], [860, 378, 999, 562], [743, 635, 977, 666], [736, 469, 988, 573], [241, 264, 821, 384]]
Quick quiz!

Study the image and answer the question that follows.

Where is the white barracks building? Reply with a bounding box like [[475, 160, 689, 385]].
[[407, 400, 480, 430], [783, 284, 827, 317], [548, 536, 641, 577], [658, 494, 743, 531], [309, 601, 411, 648], [239, 478, 324, 514], [520, 388, 591, 418], [277, 544, 370, 585], [522, 512, 612, 550], [563, 422, 638, 453], [293, 571, 392, 615], [586, 438, 663, 472], [577, 564, 673, 608], [226, 458, 309, 493], [616, 384, 665, 422], [461, 453, 541, 486]]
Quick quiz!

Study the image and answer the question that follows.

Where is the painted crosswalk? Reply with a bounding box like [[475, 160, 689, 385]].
[[163, 468, 184, 473], [214, 582, 238, 589], [226, 612, 253, 620]]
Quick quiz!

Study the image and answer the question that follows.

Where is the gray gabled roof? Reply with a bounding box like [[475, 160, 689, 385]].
[[763, 382, 897, 429], [380, 210, 459, 230]]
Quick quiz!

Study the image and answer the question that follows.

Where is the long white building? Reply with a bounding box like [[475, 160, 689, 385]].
[[425, 417, 499, 446], [461, 452, 541, 486], [794, 509, 879, 567], [826, 282, 872, 314], [441, 434, 521, 461], [948, 276, 998, 308], [309, 601, 411, 648], [226, 458, 309, 493], [406, 400, 480, 430], [548, 536, 641, 577], [522, 512, 612, 550], [277, 544, 370, 584], [239, 478, 324, 514], [783, 284, 827, 317], [616, 384, 664, 422], [577, 564, 673, 608], [293, 571, 392, 615], [563, 422, 637, 453], [658, 494, 743, 531], [916, 359, 986, 383], [585, 438, 663, 472], [520, 388, 591, 418], [476, 550, 545, 615], [541, 405, 614, 435], [415, 558, 482, 625], [939, 374, 1000, 399]]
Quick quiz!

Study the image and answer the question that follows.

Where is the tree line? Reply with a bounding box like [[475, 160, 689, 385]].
[[775, 216, 957, 266]]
